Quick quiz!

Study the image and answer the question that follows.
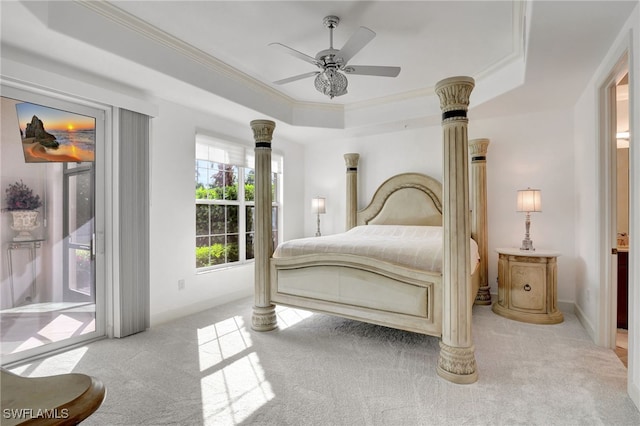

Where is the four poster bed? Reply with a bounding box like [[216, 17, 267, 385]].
[[250, 76, 490, 384], [270, 172, 482, 338]]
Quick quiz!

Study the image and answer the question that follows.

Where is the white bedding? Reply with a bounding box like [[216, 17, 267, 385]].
[[273, 225, 479, 273]]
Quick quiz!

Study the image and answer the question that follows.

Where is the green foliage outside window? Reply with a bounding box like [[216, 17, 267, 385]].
[[195, 183, 253, 201], [195, 156, 277, 269], [195, 242, 239, 268]]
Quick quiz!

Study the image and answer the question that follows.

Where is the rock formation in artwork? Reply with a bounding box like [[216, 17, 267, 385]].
[[25, 115, 59, 148]]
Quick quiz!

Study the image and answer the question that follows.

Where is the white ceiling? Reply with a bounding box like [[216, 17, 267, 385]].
[[0, 1, 637, 142], [111, 0, 518, 104]]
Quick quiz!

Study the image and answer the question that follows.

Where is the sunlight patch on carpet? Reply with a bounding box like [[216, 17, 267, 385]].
[[198, 316, 273, 424], [275, 305, 313, 329], [197, 316, 253, 372]]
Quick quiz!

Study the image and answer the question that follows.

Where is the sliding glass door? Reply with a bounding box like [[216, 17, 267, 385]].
[[0, 87, 105, 366]]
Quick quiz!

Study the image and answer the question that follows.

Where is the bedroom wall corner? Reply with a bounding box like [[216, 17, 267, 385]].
[[573, 78, 600, 335], [471, 109, 577, 305], [148, 99, 306, 325]]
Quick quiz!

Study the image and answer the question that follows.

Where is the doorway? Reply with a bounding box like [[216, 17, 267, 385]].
[[0, 87, 105, 366], [598, 51, 631, 366], [614, 72, 630, 367]]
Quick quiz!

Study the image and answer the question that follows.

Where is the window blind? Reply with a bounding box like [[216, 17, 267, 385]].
[[196, 133, 283, 173]]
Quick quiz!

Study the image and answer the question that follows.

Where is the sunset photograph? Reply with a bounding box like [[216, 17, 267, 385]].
[[16, 102, 95, 162]]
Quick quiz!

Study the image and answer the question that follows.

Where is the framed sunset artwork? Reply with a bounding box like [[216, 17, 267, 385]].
[[15, 102, 95, 163]]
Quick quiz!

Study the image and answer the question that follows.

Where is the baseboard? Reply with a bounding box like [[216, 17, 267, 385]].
[[557, 299, 575, 317], [488, 293, 595, 334], [149, 288, 253, 326], [630, 380, 640, 413], [573, 302, 597, 342]]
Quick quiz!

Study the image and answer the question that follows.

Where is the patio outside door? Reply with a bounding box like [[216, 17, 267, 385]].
[[63, 163, 94, 303]]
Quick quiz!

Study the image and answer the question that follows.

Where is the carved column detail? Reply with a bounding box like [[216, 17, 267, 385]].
[[435, 76, 478, 384], [250, 119, 277, 331], [469, 138, 491, 305], [344, 153, 360, 231]]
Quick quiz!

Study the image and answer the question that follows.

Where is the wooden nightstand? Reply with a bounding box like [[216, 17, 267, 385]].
[[493, 248, 563, 324]]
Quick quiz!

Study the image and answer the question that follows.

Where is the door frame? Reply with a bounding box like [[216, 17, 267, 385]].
[[593, 25, 640, 412], [598, 52, 628, 350], [0, 84, 109, 366]]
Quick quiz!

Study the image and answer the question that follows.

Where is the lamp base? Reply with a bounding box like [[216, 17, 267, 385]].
[[520, 238, 535, 251], [315, 213, 321, 237]]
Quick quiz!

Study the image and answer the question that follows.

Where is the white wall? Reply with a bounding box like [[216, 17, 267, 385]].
[[473, 109, 577, 304], [1, 65, 307, 324], [303, 125, 443, 238], [573, 5, 636, 337], [304, 108, 577, 303], [148, 99, 306, 325], [573, 77, 601, 331], [573, 3, 639, 410]]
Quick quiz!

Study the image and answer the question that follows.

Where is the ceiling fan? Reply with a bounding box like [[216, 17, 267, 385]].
[[269, 16, 401, 99]]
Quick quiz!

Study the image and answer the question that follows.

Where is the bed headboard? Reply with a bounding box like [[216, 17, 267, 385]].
[[356, 173, 443, 226]]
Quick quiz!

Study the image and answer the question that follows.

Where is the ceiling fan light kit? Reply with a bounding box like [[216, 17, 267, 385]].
[[314, 68, 348, 99], [270, 15, 401, 99]]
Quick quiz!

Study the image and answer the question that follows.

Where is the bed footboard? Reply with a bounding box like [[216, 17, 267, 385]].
[[271, 255, 443, 336]]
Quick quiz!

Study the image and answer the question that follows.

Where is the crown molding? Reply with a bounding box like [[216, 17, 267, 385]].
[[75, 0, 295, 106], [71, 0, 525, 129], [346, 0, 526, 115], [75, 0, 350, 125], [474, 0, 527, 81]]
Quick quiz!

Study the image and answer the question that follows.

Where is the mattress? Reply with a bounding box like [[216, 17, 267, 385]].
[[273, 225, 479, 273]]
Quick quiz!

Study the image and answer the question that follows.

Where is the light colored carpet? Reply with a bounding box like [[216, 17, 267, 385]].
[[9, 297, 639, 425]]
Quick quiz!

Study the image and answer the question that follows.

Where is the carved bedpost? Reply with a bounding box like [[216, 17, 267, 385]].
[[250, 119, 277, 331], [344, 153, 360, 230], [435, 76, 478, 384], [469, 138, 491, 305]]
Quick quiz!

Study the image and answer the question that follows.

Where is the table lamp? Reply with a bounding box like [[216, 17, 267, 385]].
[[517, 188, 541, 251], [312, 197, 326, 237]]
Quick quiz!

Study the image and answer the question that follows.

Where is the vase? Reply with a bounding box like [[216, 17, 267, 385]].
[[10, 210, 40, 241]]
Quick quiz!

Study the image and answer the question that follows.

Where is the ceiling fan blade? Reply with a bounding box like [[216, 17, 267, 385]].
[[273, 71, 320, 85], [338, 26, 376, 64], [269, 42, 320, 66], [343, 65, 401, 77]]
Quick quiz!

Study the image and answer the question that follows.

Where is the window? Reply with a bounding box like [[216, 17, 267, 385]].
[[195, 135, 281, 270]]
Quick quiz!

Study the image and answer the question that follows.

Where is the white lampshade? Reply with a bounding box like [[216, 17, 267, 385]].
[[516, 189, 542, 213], [311, 197, 326, 214]]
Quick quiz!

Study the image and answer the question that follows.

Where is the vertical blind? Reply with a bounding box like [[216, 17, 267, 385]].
[[118, 108, 150, 337]]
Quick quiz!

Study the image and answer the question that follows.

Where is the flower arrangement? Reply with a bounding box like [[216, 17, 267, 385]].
[[3, 180, 42, 211]]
